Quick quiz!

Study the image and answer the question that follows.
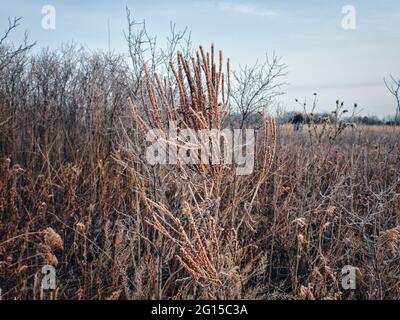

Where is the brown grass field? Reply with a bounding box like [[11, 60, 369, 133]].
[[0, 45, 400, 300]]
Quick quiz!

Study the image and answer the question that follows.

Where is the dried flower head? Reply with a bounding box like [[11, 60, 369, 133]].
[[45, 252, 59, 267], [44, 227, 64, 252]]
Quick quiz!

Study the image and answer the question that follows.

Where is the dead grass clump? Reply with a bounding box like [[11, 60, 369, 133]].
[[1, 40, 400, 300]]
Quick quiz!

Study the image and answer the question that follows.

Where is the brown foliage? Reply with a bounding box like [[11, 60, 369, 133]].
[[1, 44, 400, 300]]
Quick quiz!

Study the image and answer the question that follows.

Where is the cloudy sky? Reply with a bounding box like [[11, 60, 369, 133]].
[[1, 0, 399, 117]]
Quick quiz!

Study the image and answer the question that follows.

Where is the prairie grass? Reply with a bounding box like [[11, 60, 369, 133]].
[[0, 46, 400, 300]]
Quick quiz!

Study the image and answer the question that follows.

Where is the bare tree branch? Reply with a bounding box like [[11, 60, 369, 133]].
[[124, 8, 191, 97], [0, 17, 36, 72], [232, 52, 287, 127], [384, 75, 400, 122]]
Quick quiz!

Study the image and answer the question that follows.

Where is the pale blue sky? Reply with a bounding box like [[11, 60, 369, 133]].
[[1, 0, 399, 116]]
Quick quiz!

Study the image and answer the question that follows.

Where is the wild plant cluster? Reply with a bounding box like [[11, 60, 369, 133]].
[[1, 23, 400, 300]]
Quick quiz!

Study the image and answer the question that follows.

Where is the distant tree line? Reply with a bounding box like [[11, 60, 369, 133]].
[[278, 111, 400, 126]]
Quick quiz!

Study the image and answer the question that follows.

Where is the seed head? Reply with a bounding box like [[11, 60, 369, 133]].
[[44, 227, 64, 252]]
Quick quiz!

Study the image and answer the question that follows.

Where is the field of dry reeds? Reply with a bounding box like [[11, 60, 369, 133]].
[[1, 41, 400, 300]]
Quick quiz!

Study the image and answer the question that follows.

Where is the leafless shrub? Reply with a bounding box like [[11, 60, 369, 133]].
[[124, 8, 192, 97], [0, 17, 35, 73], [296, 94, 358, 144], [232, 53, 287, 128], [384, 75, 400, 122]]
